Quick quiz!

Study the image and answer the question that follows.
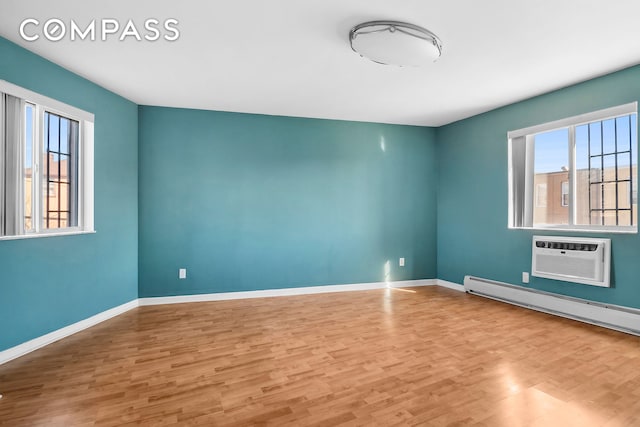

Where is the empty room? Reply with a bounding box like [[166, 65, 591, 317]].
[[1, 1, 640, 425]]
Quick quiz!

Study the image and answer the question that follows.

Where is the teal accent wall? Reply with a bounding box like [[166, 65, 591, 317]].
[[138, 107, 437, 297], [4, 33, 640, 353], [437, 65, 640, 308], [0, 37, 139, 351]]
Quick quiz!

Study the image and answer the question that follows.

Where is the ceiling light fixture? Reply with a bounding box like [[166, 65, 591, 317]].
[[349, 21, 443, 67]]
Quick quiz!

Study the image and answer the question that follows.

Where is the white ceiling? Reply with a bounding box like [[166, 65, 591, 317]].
[[2, 0, 640, 126]]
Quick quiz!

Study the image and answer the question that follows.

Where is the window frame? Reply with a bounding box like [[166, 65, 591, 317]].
[[0, 80, 94, 241], [508, 102, 638, 234]]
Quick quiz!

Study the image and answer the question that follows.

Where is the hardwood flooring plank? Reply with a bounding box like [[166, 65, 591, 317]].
[[1, 286, 639, 426]]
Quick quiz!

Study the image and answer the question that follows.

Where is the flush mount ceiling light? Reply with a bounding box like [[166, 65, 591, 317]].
[[349, 21, 443, 67]]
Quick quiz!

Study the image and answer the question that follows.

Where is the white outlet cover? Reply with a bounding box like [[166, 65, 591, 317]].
[[399, 258, 405, 267], [179, 268, 187, 279], [522, 272, 529, 283]]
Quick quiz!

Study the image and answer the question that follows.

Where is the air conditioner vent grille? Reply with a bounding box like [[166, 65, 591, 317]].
[[535, 241, 598, 251], [535, 254, 596, 280]]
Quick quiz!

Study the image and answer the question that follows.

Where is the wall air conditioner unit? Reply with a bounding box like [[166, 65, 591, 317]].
[[532, 236, 610, 287]]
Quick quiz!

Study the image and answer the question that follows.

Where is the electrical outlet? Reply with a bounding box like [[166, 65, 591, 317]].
[[179, 268, 187, 279], [399, 257, 405, 267], [522, 272, 529, 283]]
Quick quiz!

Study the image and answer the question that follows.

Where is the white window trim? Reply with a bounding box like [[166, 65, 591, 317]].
[[0, 80, 94, 240], [508, 102, 638, 234], [0, 229, 96, 242], [516, 225, 637, 234]]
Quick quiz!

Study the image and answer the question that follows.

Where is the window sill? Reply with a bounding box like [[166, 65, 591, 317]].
[[0, 230, 96, 242], [510, 226, 637, 235]]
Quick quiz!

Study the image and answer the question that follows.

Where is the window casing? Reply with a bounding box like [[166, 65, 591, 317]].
[[508, 102, 638, 233], [0, 80, 94, 240]]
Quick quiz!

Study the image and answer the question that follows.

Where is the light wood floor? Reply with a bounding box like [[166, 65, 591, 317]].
[[1, 286, 639, 426]]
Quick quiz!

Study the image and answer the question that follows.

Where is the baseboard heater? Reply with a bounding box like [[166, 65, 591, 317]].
[[464, 275, 640, 336]]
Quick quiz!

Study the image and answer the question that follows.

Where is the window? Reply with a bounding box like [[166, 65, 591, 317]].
[[0, 80, 94, 239], [509, 103, 637, 232]]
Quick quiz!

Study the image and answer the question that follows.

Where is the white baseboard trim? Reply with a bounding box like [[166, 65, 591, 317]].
[[139, 279, 437, 306], [0, 299, 139, 366], [435, 279, 465, 292]]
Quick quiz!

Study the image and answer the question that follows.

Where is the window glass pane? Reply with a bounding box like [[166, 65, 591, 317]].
[[616, 116, 631, 152], [589, 122, 602, 155], [533, 129, 569, 225], [602, 154, 615, 172], [60, 119, 69, 154], [590, 183, 603, 210], [47, 113, 59, 153], [576, 123, 594, 226], [602, 119, 616, 154], [603, 183, 617, 209], [619, 210, 631, 226], [536, 183, 547, 207], [617, 153, 631, 170], [574, 169, 590, 225], [603, 210, 617, 226], [59, 154, 70, 184], [575, 114, 637, 227], [42, 112, 79, 230], [618, 182, 630, 209], [561, 181, 569, 206], [576, 124, 589, 169]]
